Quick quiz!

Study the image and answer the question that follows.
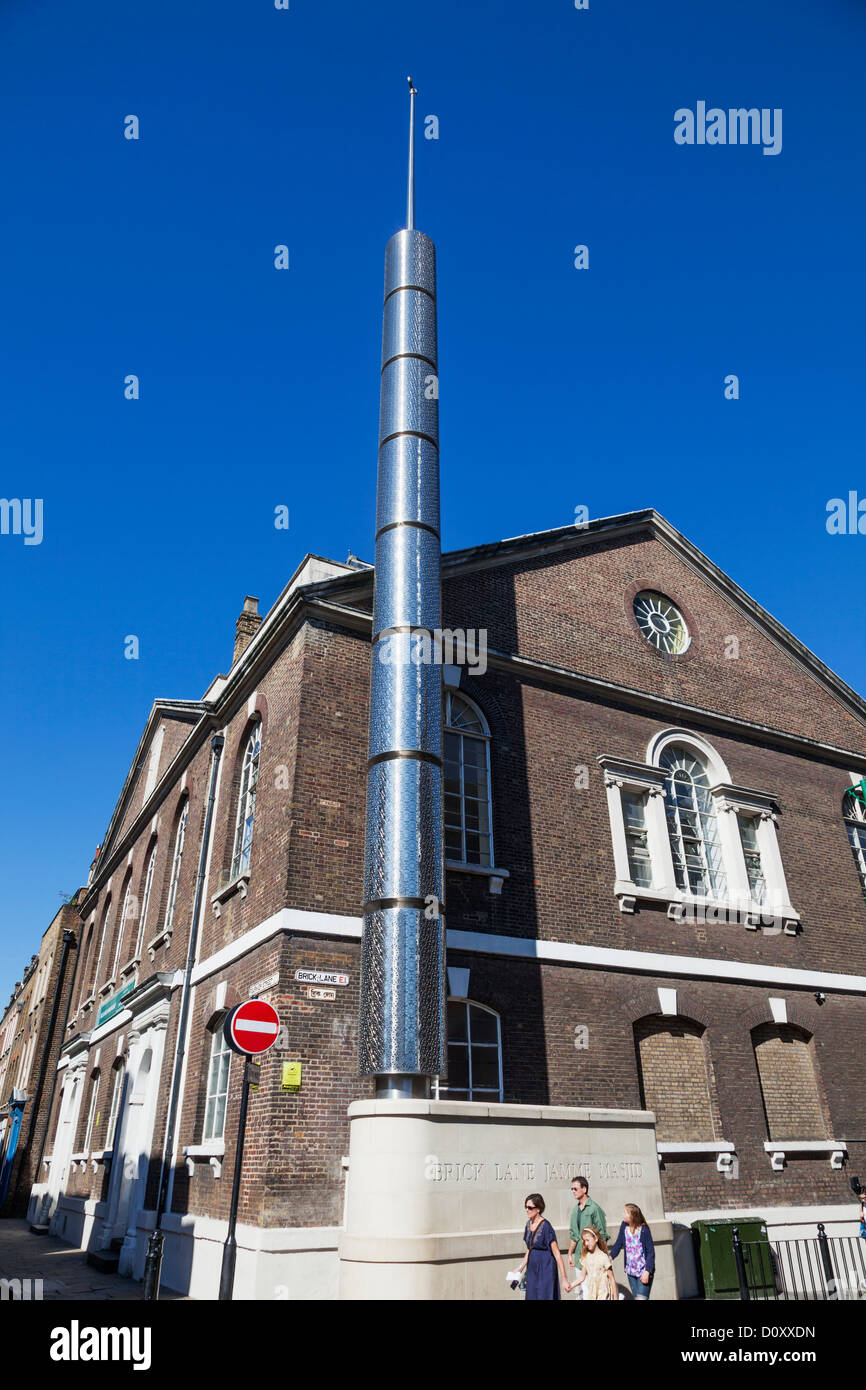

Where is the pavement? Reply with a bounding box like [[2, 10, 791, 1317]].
[[0, 1219, 189, 1300]]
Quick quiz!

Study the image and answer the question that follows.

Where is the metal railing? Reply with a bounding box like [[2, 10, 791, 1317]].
[[733, 1223, 866, 1300]]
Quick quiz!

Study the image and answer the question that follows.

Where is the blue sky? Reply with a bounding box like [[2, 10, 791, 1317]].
[[1, 0, 864, 987]]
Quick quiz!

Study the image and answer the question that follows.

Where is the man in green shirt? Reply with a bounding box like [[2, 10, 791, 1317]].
[[567, 1176, 609, 1284]]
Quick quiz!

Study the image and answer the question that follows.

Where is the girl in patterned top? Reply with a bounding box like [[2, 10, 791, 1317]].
[[608, 1203, 655, 1300]]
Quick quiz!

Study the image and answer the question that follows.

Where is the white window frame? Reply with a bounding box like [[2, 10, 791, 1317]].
[[843, 785, 866, 901], [110, 880, 133, 985], [164, 798, 189, 933], [91, 899, 112, 994], [598, 729, 799, 929], [83, 1072, 100, 1154], [14, 1034, 37, 1094], [433, 998, 503, 1103], [738, 814, 767, 906], [134, 843, 157, 961], [231, 724, 261, 881], [443, 691, 494, 869], [105, 1063, 125, 1150], [660, 745, 729, 901], [203, 1028, 231, 1142], [599, 756, 672, 910]]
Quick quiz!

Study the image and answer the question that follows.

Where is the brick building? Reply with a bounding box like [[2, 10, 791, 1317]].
[[0, 899, 80, 1216], [27, 511, 866, 1297]]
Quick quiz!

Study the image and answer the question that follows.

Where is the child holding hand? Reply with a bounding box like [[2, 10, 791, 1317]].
[[566, 1226, 618, 1300]]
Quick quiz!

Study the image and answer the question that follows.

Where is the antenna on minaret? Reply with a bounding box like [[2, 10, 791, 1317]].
[[406, 76, 417, 230]]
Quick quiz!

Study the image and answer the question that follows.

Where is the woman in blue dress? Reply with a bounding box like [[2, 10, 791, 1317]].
[[519, 1194, 569, 1300]]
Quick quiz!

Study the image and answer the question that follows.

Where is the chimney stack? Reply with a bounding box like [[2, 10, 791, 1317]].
[[233, 595, 262, 666]]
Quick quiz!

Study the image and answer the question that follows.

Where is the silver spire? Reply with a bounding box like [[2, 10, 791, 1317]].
[[406, 76, 416, 231], [358, 80, 446, 1096]]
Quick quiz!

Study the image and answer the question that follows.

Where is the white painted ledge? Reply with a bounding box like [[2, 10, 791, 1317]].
[[657, 1141, 737, 1175], [764, 1139, 847, 1171], [184, 906, 866, 999], [183, 1140, 226, 1178], [445, 861, 510, 894], [657, 1142, 735, 1154]]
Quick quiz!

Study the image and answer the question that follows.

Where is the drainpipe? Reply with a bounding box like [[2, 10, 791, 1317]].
[[143, 732, 224, 1300], [26, 926, 80, 1223]]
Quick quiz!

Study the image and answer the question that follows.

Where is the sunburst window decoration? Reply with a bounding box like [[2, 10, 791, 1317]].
[[633, 591, 690, 655]]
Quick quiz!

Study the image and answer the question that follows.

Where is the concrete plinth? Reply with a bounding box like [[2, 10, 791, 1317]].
[[339, 1099, 676, 1299]]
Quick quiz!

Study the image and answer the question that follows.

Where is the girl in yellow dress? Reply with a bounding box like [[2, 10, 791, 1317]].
[[566, 1226, 618, 1300]]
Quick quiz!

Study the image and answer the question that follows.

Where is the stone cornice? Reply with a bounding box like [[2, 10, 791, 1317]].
[[93, 699, 206, 882], [80, 586, 356, 908], [485, 645, 866, 773]]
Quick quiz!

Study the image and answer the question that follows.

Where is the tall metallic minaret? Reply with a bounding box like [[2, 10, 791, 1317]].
[[358, 79, 445, 1098]]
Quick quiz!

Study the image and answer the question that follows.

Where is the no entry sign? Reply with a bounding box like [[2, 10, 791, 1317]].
[[223, 999, 281, 1056]]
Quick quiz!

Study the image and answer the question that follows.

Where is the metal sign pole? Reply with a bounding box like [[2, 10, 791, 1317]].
[[218, 1054, 252, 1301]]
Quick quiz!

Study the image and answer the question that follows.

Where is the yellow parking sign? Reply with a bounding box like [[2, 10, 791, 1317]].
[[282, 1061, 302, 1093]]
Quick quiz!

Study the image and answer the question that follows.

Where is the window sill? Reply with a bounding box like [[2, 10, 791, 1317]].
[[183, 1140, 225, 1178], [79, 995, 96, 1015], [145, 928, 173, 962], [445, 861, 510, 895], [69, 1152, 89, 1172], [657, 1141, 737, 1176], [89, 1148, 113, 1173], [764, 1140, 847, 1171], [614, 883, 800, 932], [120, 956, 141, 979], [211, 873, 251, 917], [98, 977, 117, 999]]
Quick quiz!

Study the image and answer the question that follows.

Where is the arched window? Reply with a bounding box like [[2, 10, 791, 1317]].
[[231, 722, 261, 879], [659, 746, 727, 899], [843, 786, 866, 901], [111, 878, 133, 981], [90, 898, 111, 995], [135, 843, 157, 959], [105, 1062, 125, 1150], [83, 1070, 100, 1153], [204, 1028, 232, 1140], [164, 798, 189, 933], [444, 692, 493, 867], [436, 999, 503, 1102], [79, 921, 95, 1007]]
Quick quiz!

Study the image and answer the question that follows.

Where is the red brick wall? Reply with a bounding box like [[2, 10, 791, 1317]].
[[45, 527, 866, 1235], [444, 533, 866, 752]]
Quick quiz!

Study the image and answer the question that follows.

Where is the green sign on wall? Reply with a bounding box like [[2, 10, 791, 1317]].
[[96, 978, 136, 1027]]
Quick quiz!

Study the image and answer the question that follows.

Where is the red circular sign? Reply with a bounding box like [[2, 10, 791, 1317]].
[[224, 999, 281, 1056]]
